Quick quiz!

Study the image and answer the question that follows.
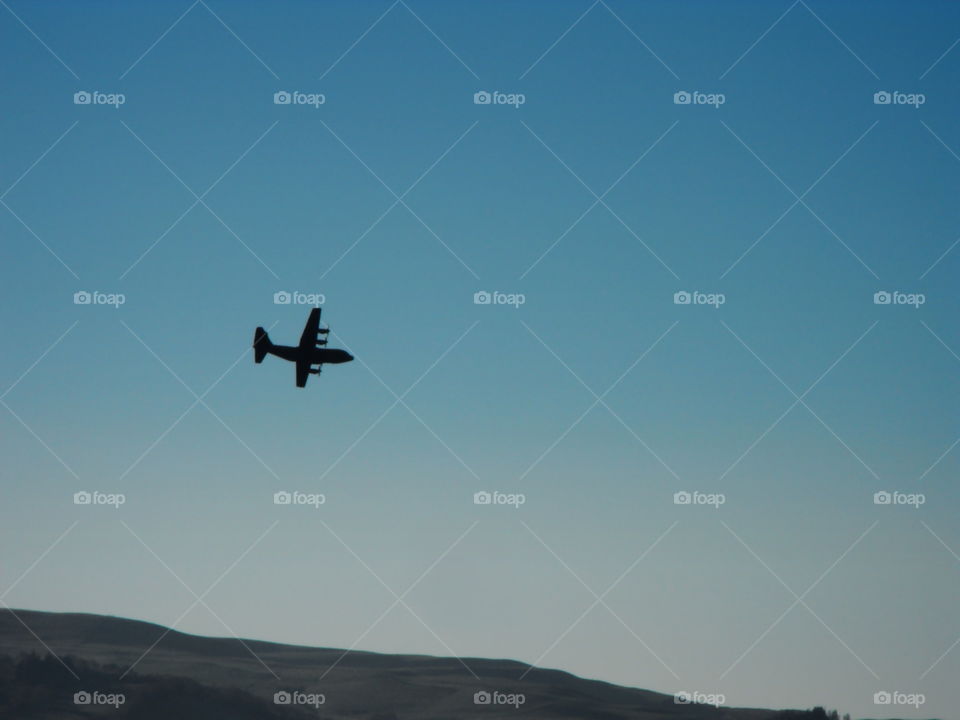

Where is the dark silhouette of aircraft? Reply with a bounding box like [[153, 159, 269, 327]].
[[254, 307, 353, 387]]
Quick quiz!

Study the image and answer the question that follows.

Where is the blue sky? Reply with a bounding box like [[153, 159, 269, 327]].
[[2, 1, 960, 717]]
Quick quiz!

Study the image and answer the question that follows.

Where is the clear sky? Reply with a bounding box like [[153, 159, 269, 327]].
[[2, 1, 959, 718]]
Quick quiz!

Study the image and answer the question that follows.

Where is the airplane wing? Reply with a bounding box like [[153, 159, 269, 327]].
[[295, 358, 311, 388], [299, 307, 321, 349]]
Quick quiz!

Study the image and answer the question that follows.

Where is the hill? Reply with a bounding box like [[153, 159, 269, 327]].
[[0, 609, 834, 719]]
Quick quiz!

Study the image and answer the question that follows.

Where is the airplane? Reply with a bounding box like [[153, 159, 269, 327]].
[[254, 307, 353, 387]]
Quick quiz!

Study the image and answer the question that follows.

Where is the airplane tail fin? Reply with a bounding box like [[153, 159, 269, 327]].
[[254, 327, 271, 364]]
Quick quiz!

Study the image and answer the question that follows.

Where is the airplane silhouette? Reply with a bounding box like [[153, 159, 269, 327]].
[[254, 307, 353, 387]]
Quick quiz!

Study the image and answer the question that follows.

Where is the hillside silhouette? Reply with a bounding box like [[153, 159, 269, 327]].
[[0, 653, 305, 719], [0, 609, 848, 719]]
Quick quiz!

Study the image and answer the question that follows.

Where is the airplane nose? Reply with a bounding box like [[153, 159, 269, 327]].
[[344, 351, 354, 362]]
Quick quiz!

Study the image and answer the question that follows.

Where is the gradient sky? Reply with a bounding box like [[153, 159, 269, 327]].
[[2, 2, 960, 718]]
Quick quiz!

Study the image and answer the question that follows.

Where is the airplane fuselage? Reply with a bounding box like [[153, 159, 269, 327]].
[[267, 345, 353, 365]]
